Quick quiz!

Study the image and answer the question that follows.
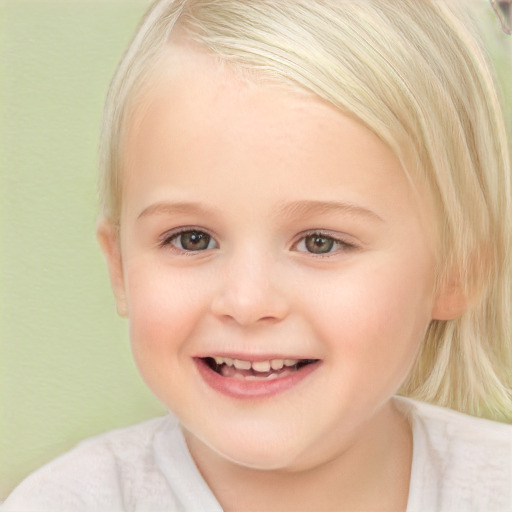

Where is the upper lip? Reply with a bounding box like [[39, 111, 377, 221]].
[[195, 353, 319, 362]]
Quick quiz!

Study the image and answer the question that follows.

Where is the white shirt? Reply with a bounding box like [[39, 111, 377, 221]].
[[3, 397, 512, 511]]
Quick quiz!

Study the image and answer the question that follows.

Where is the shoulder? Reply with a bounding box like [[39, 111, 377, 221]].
[[406, 397, 512, 461], [396, 397, 512, 511], [2, 416, 181, 512], [403, 396, 512, 443]]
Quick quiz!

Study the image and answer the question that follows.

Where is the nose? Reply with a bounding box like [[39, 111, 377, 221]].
[[210, 250, 290, 326]]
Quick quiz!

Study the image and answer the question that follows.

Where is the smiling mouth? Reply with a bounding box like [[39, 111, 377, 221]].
[[201, 356, 319, 380]]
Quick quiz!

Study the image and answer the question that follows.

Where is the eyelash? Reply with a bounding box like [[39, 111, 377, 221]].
[[159, 228, 356, 256], [293, 231, 356, 256], [159, 227, 218, 254]]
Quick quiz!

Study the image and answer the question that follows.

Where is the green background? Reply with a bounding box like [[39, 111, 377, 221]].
[[0, 0, 165, 500], [0, 0, 510, 501]]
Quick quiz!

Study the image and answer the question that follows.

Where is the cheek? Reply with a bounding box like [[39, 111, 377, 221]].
[[306, 256, 434, 380], [124, 262, 210, 359]]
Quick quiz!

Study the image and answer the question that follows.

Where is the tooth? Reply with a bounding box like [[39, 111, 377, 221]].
[[265, 373, 279, 380], [223, 357, 234, 366], [284, 359, 298, 367], [214, 356, 224, 365], [271, 359, 284, 370], [252, 360, 271, 372], [233, 359, 251, 370]]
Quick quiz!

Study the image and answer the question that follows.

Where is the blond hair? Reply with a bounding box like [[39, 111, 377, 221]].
[[99, 0, 512, 421]]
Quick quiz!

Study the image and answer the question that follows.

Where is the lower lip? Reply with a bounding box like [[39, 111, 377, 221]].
[[194, 358, 321, 399]]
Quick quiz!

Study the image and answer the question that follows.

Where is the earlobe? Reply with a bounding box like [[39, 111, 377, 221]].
[[431, 277, 470, 321], [96, 220, 128, 317]]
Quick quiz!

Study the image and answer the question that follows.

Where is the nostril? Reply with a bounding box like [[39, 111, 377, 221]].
[[210, 272, 290, 326]]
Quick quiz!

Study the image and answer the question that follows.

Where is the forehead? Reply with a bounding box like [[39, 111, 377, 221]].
[[128, 45, 341, 149], [122, 45, 432, 233]]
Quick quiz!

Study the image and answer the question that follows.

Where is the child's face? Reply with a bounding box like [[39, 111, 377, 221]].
[[101, 47, 450, 471]]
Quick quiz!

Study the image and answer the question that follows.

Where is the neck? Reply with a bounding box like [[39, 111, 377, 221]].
[[183, 402, 412, 512]]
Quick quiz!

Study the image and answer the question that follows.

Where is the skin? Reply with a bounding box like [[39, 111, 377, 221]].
[[98, 45, 464, 511]]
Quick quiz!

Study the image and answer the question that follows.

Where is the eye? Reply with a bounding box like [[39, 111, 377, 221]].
[[295, 232, 353, 255], [162, 229, 217, 252]]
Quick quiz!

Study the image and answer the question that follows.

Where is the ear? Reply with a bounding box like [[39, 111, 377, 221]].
[[431, 274, 470, 321], [96, 220, 128, 317]]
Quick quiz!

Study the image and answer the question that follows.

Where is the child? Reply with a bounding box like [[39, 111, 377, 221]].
[[3, 0, 512, 510]]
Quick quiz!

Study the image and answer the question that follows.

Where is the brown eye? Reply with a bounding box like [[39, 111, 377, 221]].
[[294, 232, 354, 256], [170, 230, 215, 251], [304, 234, 335, 254]]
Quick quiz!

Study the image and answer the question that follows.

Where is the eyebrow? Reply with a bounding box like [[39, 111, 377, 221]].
[[137, 199, 383, 223], [275, 200, 384, 223], [137, 201, 221, 220]]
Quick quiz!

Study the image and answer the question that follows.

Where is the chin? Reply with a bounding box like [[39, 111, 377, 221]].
[[216, 444, 301, 472], [193, 424, 308, 472]]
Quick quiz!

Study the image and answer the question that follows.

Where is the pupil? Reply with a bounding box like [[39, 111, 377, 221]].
[[182, 231, 210, 250], [305, 235, 334, 254]]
